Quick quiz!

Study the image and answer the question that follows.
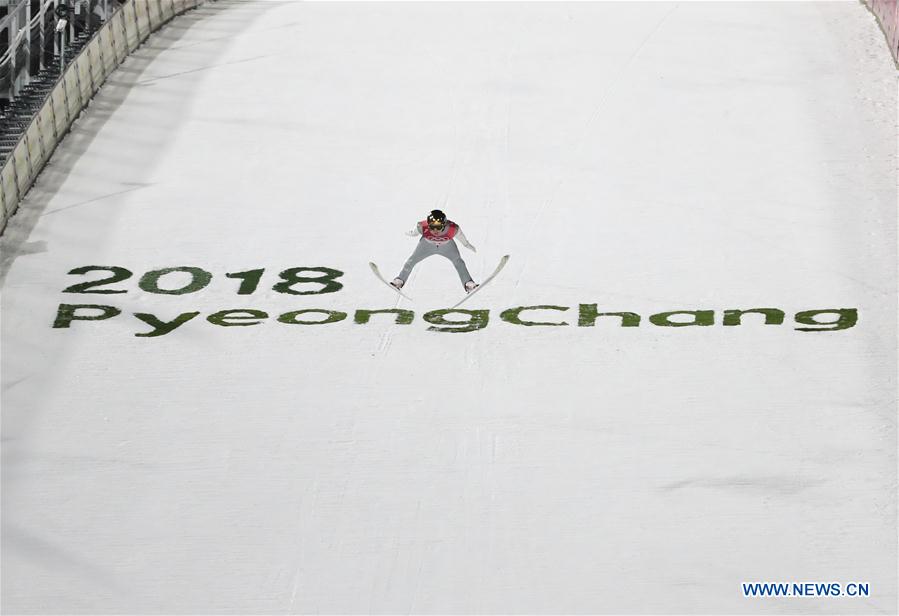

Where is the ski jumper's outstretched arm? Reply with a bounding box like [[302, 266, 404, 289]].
[[455, 227, 477, 252], [405, 222, 424, 237]]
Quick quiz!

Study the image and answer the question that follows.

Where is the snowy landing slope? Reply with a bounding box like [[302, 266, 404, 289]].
[[1, 2, 896, 613]]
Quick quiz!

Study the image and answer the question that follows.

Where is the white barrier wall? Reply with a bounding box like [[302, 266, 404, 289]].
[[0, 0, 209, 232]]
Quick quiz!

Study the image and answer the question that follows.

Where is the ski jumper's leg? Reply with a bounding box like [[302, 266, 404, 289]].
[[397, 239, 438, 281], [438, 240, 474, 284]]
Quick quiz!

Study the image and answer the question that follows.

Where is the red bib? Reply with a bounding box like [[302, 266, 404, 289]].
[[421, 220, 458, 244]]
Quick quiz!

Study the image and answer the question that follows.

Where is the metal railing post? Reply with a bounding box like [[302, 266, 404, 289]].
[[9, 5, 17, 100], [25, 0, 31, 77], [38, 0, 45, 72], [68, 4, 73, 47], [52, 0, 59, 61]]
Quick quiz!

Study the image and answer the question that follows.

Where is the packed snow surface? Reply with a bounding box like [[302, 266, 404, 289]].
[[2, 1, 896, 613]]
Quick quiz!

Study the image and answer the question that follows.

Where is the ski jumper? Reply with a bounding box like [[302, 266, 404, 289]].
[[397, 220, 474, 285]]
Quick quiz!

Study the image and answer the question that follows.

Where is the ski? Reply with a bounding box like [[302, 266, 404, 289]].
[[369, 262, 414, 301], [451, 254, 510, 308]]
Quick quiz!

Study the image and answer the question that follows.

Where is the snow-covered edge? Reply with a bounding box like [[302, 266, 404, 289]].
[[861, 0, 899, 66]]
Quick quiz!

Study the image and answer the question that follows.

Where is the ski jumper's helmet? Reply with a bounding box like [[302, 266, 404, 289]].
[[427, 210, 447, 230]]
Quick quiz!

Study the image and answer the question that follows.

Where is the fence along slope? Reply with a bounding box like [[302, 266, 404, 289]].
[[0, 0, 211, 234]]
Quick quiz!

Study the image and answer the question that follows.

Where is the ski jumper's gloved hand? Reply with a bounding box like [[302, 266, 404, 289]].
[[405, 227, 422, 237], [456, 228, 477, 252]]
